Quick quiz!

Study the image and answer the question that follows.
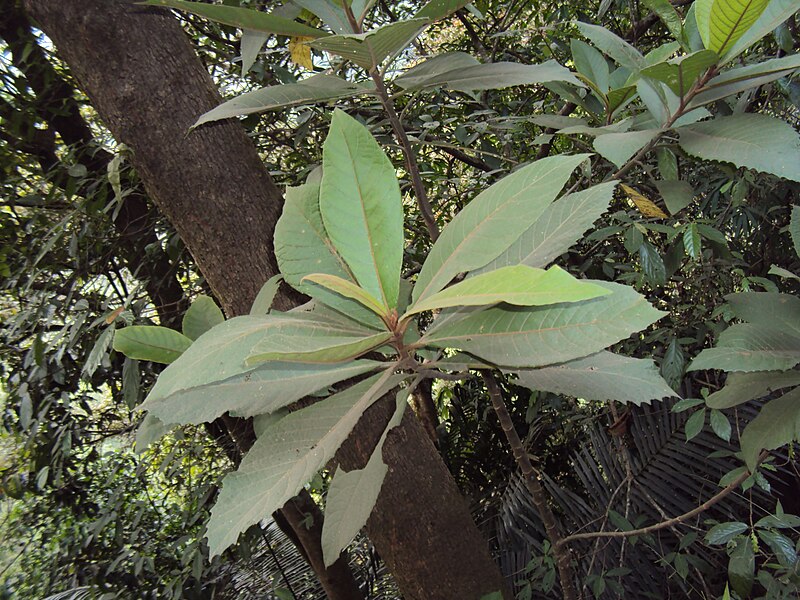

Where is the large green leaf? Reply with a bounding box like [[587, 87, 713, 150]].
[[295, 0, 353, 33], [135, 413, 172, 452], [689, 324, 800, 372], [392, 52, 480, 89], [640, 50, 719, 97], [642, 0, 687, 47], [193, 76, 374, 127], [571, 39, 610, 93], [515, 351, 677, 405], [476, 181, 617, 272], [142, 0, 327, 37], [182, 295, 224, 341], [113, 326, 192, 364], [723, 0, 799, 62], [677, 114, 800, 182], [725, 292, 800, 336], [405, 265, 609, 318], [740, 386, 800, 470], [656, 180, 695, 215], [413, 154, 590, 303], [689, 53, 800, 107], [206, 370, 405, 556], [575, 22, 647, 71], [414, 0, 469, 21], [695, 0, 770, 55], [320, 110, 403, 309], [792, 205, 800, 259], [250, 274, 283, 316], [274, 174, 384, 330], [141, 360, 383, 424], [310, 18, 429, 70], [706, 371, 800, 409], [394, 59, 582, 92], [419, 281, 665, 368], [321, 388, 406, 567], [594, 129, 661, 168]]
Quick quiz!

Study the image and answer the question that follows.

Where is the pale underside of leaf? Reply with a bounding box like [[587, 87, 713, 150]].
[[246, 326, 393, 365], [740, 386, 800, 471], [705, 370, 800, 409], [689, 324, 800, 372]]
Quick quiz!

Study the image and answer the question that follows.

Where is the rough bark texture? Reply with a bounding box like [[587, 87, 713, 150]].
[[23, 1, 510, 598]]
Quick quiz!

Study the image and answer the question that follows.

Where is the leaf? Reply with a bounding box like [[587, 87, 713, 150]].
[[726, 292, 800, 335], [621, 184, 669, 218], [288, 36, 314, 69], [656, 180, 694, 214], [135, 413, 172, 453], [320, 110, 403, 309], [678, 114, 800, 183], [710, 408, 732, 441], [392, 52, 480, 89], [661, 336, 686, 389], [696, 0, 770, 56], [404, 265, 610, 317], [310, 18, 429, 70], [275, 173, 384, 329], [250, 274, 283, 315], [792, 205, 800, 259], [758, 530, 798, 568], [689, 324, 800, 372], [394, 59, 583, 92], [728, 538, 755, 598], [142, 0, 327, 37], [113, 326, 192, 364], [706, 521, 749, 545], [240, 29, 268, 75], [83, 326, 115, 377], [683, 223, 702, 259], [639, 241, 667, 285], [594, 130, 661, 168], [321, 388, 407, 567], [769, 265, 800, 281], [295, 0, 352, 33], [707, 371, 800, 409], [420, 281, 665, 368], [640, 50, 719, 97], [515, 351, 677, 405], [642, 0, 687, 47], [740, 387, 800, 470], [571, 39, 610, 93], [723, 0, 800, 62], [182, 295, 224, 341], [413, 154, 590, 303], [206, 370, 405, 556], [122, 357, 140, 409], [142, 360, 382, 424], [414, 0, 469, 21], [684, 407, 706, 440], [476, 181, 617, 272], [575, 22, 647, 72], [302, 274, 389, 317], [193, 75, 373, 127]]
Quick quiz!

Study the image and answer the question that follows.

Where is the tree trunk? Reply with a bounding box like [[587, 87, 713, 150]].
[[22, 1, 510, 598]]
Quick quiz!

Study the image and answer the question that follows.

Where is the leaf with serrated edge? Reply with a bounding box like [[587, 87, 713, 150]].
[[206, 369, 406, 556], [689, 324, 800, 372], [514, 351, 677, 405], [706, 371, 800, 409], [303, 273, 389, 318], [725, 292, 800, 336], [678, 114, 800, 183], [182, 295, 224, 341], [477, 182, 617, 272], [320, 110, 403, 310], [142, 360, 383, 423], [740, 387, 800, 471], [114, 326, 192, 365], [419, 281, 665, 368], [321, 388, 407, 567], [414, 154, 591, 304], [405, 265, 610, 318]]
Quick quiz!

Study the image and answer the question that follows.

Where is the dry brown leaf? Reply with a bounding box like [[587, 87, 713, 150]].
[[621, 183, 668, 219]]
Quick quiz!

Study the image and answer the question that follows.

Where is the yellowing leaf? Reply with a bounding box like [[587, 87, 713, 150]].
[[621, 184, 668, 218], [289, 36, 314, 69]]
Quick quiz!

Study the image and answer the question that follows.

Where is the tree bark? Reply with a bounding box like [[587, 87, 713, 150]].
[[22, 1, 510, 598]]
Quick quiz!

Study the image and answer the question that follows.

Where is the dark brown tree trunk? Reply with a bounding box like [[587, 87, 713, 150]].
[[22, 1, 510, 598]]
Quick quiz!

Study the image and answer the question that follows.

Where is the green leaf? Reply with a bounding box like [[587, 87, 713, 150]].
[[706, 522, 749, 545], [394, 59, 583, 92], [83, 326, 115, 377], [420, 281, 665, 368], [706, 371, 800, 409], [695, 0, 769, 56], [606, 85, 637, 113], [740, 387, 800, 470], [392, 52, 480, 88], [135, 413, 172, 453], [639, 241, 667, 285], [193, 75, 374, 127], [723, 0, 800, 62], [656, 180, 694, 214], [657, 147, 679, 180], [791, 205, 800, 259], [678, 114, 800, 183], [310, 18, 428, 70], [726, 292, 800, 335], [182, 295, 224, 341], [250, 274, 283, 315], [728, 538, 755, 598], [640, 50, 719, 97], [684, 407, 706, 440], [142, 0, 327, 37], [122, 357, 140, 409], [142, 360, 382, 424], [206, 370, 405, 556], [683, 223, 702, 259], [274, 174, 383, 330], [642, 0, 687, 47], [689, 324, 800, 372], [414, 0, 469, 20], [240, 29, 268, 75], [575, 22, 647, 72], [320, 110, 403, 309], [661, 336, 686, 389], [113, 326, 192, 364], [710, 408, 732, 441], [303, 273, 389, 317], [593, 129, 661, 168], [409, 265, 611, 317], [758, 530, 798, 568], [515, 351, 677, 405], [295, 0, 353, 33], [414, 154, 591, 303], [571, 39, 610, 93], [321, 388, 406, 567], [476, 181, 617, 272]]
